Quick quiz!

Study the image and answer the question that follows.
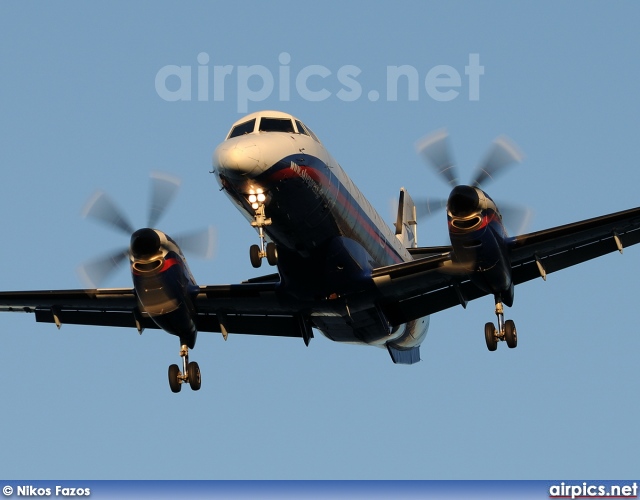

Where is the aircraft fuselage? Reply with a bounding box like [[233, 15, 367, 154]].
[[212, 110, 428, 353]]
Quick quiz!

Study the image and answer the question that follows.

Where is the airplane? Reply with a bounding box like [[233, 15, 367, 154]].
[[1, 109, 639, 393]]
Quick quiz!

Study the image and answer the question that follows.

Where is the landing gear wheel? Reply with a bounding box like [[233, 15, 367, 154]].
[[168, 364, 181, 393], [187, 361, 201, 391], [266, 242, 278, 266], [484, 322, 497, 351], [504, 320, 517, 348], [250, 244, 262, 268]]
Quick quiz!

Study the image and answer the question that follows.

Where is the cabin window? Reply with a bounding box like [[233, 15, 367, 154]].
[[258, 117, 295, 133], [228, 118, 256, 138]]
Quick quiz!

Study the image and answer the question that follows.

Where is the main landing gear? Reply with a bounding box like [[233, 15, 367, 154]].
[[484, 297, 517, 351], [168, 344, 201, 393], [249, 203, 278, 268]]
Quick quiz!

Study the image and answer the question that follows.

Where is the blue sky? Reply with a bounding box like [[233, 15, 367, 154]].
[[0, 1, 639, 479]]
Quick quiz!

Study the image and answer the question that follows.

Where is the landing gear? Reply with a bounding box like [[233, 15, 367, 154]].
[[168, 364, 181, 393], [484, 322, 497, 351], [266, 242, 278, 266], [484, 297, 517, 351], [248, 203, 278, 268], [249, 243, 277, 268], [504, 319, 517, 348], [250, 244, 261, 268], [167, 344, 201, 393]]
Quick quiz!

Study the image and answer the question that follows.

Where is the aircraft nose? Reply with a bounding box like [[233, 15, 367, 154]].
[[213, 138, 263, 178]]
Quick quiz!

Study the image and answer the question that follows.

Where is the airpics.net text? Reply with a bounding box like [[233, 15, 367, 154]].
[[155, 52, 484, 112]]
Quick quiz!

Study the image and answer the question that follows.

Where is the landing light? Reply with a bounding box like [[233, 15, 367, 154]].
[[247, 188, 267, 210]]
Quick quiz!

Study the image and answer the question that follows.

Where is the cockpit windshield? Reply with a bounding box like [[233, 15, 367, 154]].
[[228, 118, 256, 139], [302, 123, 320, 142], [227, 114, 321, 143], [259, 117, 295, 133], [295, 120, 309, 136]]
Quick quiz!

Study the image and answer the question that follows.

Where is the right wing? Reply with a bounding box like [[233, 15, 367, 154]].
[[509, 206, 640, 283], [372, 206, 640, 325]]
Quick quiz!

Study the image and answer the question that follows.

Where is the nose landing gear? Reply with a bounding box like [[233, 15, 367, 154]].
[[484, 297, 517, 351], [168, 344, 201, 393], [249, 203, 278, 268]]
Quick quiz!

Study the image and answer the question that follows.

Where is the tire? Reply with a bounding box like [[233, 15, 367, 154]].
[[250, 244, 262, 268], [188, 361, 201, 391], [484, 322, 497, 351], [266, 242, 278, 266], [168, 364, 181, 393], [505, 320, 517, 348]]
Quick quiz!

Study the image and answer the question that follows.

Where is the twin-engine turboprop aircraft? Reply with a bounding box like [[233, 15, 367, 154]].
[[1, 109, 640, 393]]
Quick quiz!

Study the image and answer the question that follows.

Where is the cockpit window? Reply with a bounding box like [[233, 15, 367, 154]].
[[295, 120, 309, 136], [228, 118, 256, 138], [259, 117, 295, 133], [303, 124, 320, 143]]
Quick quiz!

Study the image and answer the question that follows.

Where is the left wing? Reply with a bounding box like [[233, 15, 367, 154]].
[[0, 281, 311, 339], [373, 206, 640, 325]]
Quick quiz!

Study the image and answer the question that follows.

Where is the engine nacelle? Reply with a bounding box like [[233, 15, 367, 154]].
[[447, 186, 514, 304], [130, 228, 199, 348]]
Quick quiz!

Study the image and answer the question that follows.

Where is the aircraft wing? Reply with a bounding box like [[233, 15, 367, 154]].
[[509, 206, 640, 283], [0, 281, 311, 339], [373, 206, 640, 325], [2, 206, 639, 338]]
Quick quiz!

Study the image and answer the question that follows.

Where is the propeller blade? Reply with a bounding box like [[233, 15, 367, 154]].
[[415, 129, 459, 187], [77, 248, 129, 288], [174, 226, 216, 259], [471, 135, 524, 188], [82, 191, 135, 235], [497, 202, 534, 236], [148, 172, 181, 228], [415, 197, 448, 219]]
